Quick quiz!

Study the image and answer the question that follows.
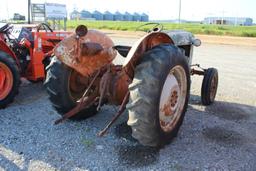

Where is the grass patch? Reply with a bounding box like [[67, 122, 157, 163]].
[[64, 20, 256, 37], [81, 138, 94, 148]]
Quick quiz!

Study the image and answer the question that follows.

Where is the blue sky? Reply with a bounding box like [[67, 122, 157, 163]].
[[1, 0, 255, 22]]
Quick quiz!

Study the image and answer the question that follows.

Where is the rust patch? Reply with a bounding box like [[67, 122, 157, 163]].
[[54, 29, 117, 77], [160, 90, 178, 116], [160, 120, 167, 127], [110, 70, 131, 105], [171, 90, 178, 107], [80, 42, 103, 56], [161, 103, 173, 117], [98, 65, 131, 105]]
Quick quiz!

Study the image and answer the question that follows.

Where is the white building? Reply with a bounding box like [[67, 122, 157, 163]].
[[204, 17, 253, 26]]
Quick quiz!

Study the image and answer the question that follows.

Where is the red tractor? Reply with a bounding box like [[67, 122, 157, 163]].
[[0, 23, 71, 108]]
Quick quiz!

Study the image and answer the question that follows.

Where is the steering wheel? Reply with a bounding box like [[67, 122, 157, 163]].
[[136, 22, 164, 33], [36, 23, 53, 32]]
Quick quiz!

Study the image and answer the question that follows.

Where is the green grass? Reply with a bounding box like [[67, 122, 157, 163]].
[[81, 138, 94, 148], [65, 20, 256, 37]]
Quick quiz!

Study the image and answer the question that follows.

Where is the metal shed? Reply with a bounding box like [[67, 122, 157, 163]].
[[92, 10, 103, 20], [114, 11, 123, 21], [103, 11, 114, 21], [133, 13, 141, 22], [80, 10, 91, 19], [141, 13, 149, 22], [123, 12, 133, 21]]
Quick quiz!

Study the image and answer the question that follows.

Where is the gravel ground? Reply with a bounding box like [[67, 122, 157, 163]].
[[0, 37, 256, 171]]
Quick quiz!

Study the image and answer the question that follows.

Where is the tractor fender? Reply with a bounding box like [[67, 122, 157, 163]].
[[123, 31, 174, 78], [0, 39, 20, 68]]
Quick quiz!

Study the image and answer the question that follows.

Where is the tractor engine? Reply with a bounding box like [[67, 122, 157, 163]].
[[11, 40, 30, 72]]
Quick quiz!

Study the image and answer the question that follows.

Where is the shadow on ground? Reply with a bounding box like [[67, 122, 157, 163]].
[[116, 144, 160, 168], [201, 126, 246, 147], [114, 122, 160, 168], [190, 94, 256, 147], [112, 94, 256, 168], [190, 94, 255, 121]]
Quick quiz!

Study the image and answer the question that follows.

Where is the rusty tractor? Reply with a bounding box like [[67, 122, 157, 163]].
[[44, 24, 218, 147]]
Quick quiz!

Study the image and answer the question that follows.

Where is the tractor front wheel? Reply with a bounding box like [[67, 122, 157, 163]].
[[127, 44, 190, 147], [0, 52, 20, 109], [44, 57, 98, 120], [201, 68, 218, 105]]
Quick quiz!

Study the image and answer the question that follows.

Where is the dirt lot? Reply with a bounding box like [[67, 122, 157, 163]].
[[105, 30, 256, 47], [0, 35, 256, 171]]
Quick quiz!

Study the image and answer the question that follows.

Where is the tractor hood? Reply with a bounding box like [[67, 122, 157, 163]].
[[165, 30, 201, 47]]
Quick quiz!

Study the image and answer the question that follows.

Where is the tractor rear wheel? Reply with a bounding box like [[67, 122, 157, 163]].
[[127, 44, 190, 147], [44, 57, 98, 120], [0, 52, 20, 109]]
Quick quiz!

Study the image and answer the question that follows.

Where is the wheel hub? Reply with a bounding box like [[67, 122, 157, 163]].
[[170, 90, 178, 108], [67, 69, 94, 102], [210, 74, 218, 101], [0, 62, 13, 100], [159, 66, 187, 133]]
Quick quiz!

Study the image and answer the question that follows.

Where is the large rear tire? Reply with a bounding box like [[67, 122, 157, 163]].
[[0, 51, 20, 109], [127, 44, 190, 147], [44, 57, 98, 120]]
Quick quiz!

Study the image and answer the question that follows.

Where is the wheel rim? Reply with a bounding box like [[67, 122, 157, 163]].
[[159, 65, 187, 133], [68, 69, 90, 101], [0, 62, 13, 100], [210, 73, 218, 101]]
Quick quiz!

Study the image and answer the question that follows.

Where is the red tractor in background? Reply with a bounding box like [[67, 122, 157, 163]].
[[0, 23, 71, 108]]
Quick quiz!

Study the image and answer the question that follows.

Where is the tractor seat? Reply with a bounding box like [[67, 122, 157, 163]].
[[0, 23, 10, 33], [18, 27, 34, 48]]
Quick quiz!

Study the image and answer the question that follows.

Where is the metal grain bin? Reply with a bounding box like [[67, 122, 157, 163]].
[[70, 10, 81, 20], [114, 11, 123, 21], [123, 12, 133, 21], [133, 12, 141, 22], [103, 11, 114, 21], [141, 13, 149, 22], [80, 10, 91, 19], [92, 10, 103, 20]]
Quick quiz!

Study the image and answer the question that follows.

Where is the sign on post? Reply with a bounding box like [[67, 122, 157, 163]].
[[45, 3, 67, 19], [31, 3, 45, 22]]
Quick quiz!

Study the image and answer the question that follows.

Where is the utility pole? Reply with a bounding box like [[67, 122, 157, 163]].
[[28, 0, 31, 24], [221, 10, 226, 25], [235, 11, 238, 26], [6, 1, 9, 20], [178, 0, 181, 24]]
